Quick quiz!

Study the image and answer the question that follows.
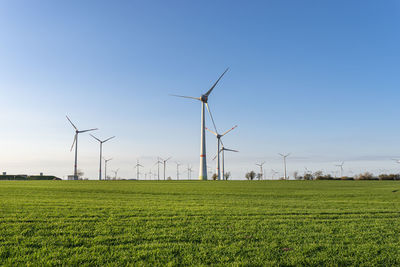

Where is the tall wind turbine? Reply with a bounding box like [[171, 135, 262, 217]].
[[255, 162, 265, 180], [104, 157, 112, 180], [335, 162, 344, 177], [154, 158, 163, 181], [135, 160, 143, 180], [171, 68, 229, 180], [175, 162, 181, 180], [66, 116, 98, 180], [206, 125, 237, 180], [90, 134, 115, 180], [278, 153, 290, 180], [160, 157, 171, 180]]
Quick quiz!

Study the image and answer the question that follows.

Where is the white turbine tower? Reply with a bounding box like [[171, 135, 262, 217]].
[[112, 169, 119, 180], [154, 157, 163, 181], [187, 165, 193, 180], [206, 125, 237, 180], [160, 157, 171, 180], [278, 153, 290, 180], [66, 116, 98, 180], [335, 162, 344, 177], [104, 158, 112, 180], [171, 68, 229, 180], [213, 144, 238, 180], [135, 160, 143, 180], [255, 162, 266, 180], [175, 162, 181, 180], [90, 135, 115, 180]]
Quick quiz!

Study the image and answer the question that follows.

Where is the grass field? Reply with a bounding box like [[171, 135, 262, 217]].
[[0, 181, 400, 266]]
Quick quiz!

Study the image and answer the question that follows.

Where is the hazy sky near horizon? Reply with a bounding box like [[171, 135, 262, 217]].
[[1, 1, 400, 179]]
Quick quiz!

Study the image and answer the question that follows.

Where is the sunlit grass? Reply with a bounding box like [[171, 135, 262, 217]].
[[0, 180, 399, 265]]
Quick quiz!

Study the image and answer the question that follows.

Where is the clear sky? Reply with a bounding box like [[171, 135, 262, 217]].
[[1, 1, 400, 179]]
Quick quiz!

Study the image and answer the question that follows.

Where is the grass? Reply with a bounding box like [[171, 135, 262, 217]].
[[0, 180, 400, 266]]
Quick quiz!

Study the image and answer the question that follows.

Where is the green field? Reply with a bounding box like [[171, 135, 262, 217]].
[[1, 181, 400, 266]]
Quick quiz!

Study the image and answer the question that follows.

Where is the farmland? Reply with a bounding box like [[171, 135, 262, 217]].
[[0, 181, 400, 266]]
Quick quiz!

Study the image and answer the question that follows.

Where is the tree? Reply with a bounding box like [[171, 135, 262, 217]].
[[256, 173, 262, 180], [224, 172, 231, 180], [304, 173, 313, 180], [294, 171, 301, 180], [212, 173, 218, 180], [245, 171, 256, 180]]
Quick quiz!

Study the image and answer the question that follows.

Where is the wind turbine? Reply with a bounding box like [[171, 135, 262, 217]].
[[171, 68, 229, 180], [175, 162, 181, 180], [335, 162, 344, 177], [392, 158, 400, 164], [112, 169, 119, 180], [206, 125, 237, 180], [90, 134, 115, 180], [271, 169, 279, 180], [154, 158, 163, 181], [188, 165, 193, 180], [160, 157, 171, 180], [255, 162, 265, 180], [213, 144, 238, 180], [104, 157, 112, 180], [278, 153, 290, 180], [66, 116, 98, 180], [135, 160, 143, 180]]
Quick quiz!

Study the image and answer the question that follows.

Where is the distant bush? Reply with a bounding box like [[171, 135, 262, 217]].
[[340, 176, 354, 180], [0, 175, 61, 180], [355, 172, 378, 180], [315, 174, 338, 180], [378, 174, 400, 180]]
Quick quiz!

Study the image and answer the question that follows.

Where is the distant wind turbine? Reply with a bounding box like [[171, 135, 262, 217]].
[[90, 134, 115, 180], [188, 165, 193, 180], [335, 162, 344, 177], [206, 125, 237, 180], [278, 153, 290, 180], [171, 68, 229, 180], [154, 158, 163, 180], [160, 157, 171, 180], [255, 162, 265, 180], [175, 162, 181, 180], [135, 160, 143, 180], [104, 157, 112, 180], [213, 144, 238, 180], [112, 169, 119, 180], [66, 116, 98, 180]]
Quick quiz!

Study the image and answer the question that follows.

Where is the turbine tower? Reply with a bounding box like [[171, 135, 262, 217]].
[[66, 116, 98, 180], [135, 160, 143, 180], [160, 157, 171, 180], [104, 157, 112, 180], [335, 162, 344, 177], [90, 134, 115, 180], [278, 153, 290, 180], [154, 157, 163, 181], [214, 144, 238, 180], [187, 165, 193, 180], [175, 162, 181, 180], [206, 125, 237, 180], [112, 168, 119, 180], [171, 68, 229, 180], [255, 162, 265, 180]]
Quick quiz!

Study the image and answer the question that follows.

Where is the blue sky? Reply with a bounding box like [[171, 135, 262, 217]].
[[1, 1, 400, 179]]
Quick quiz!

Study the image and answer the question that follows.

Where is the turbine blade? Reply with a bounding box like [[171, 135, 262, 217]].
[[169, 94, 201, 101], [70, 134, 77, 151], [66, 115, 78, 130], [166, 157, 172, 162], [90, 134, 101, 142], [204, 68, 229, 97], [221, 125, 238, 136], [103, 136, 115, 143], [205, 127, 218, 136], [205, 103, 218, 133], [79, 128, 98, 133], [224, 148, 239, 152]]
